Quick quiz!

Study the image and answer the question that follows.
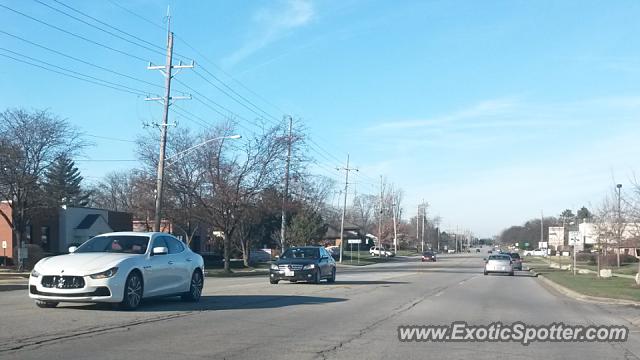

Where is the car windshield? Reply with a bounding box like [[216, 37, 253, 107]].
[[281, 248, 319, 259], [510, 253, 521, 259], [423, 252, 434, 256], [488, 255, 511, 261], [74, 235, 150, 254]]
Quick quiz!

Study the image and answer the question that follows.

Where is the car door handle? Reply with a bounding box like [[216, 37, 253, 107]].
[[143, 266, 151, 269], [186, 258, 193, 262], [168, 261, 174, 265]]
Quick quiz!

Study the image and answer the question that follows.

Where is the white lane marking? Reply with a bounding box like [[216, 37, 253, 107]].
[[435, 291, 444, 297]]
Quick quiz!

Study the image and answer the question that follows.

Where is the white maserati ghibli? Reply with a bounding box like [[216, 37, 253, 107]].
[[28, 232, 204, 310]]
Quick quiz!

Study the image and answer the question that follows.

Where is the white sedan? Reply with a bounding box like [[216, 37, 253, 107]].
[[28, 232, 205, 310], [483, 254, 514, 276]]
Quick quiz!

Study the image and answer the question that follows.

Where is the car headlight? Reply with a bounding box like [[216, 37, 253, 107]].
[[30, 269, 40, 277], [89, 267, 119, 279], [302, 264, 316, 270], [270, 264, 279, 271]]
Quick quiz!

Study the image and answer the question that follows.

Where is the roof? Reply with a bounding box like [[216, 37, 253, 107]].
[[75, 214, 103, 229]]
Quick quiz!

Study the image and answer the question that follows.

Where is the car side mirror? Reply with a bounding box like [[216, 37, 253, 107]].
[[321, 256, 328, 260], [274, 255, 279, 260], [68, 246, 77, 253], [152, 246, 168, 256]]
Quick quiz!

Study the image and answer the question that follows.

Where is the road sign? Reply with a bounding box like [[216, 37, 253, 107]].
[[568, 231, 580, 245], [347, 239, 361, 244], [1, 241, 6, 249]]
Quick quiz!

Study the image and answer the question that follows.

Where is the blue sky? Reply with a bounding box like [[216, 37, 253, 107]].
[[1, 0, 640, 237]]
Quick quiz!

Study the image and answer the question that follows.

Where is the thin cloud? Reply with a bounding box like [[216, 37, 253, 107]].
[[366, 98, 519, 132], [222, 0, 315, 68]]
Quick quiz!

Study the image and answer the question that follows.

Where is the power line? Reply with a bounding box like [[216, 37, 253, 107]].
[[0, 47, 151, 95], [0, 3, 149, 62], [0, 51, 147, 96], [51, 0, 170, 55], [32, 0, 170, 60], [85, 134, 137, 143], [0, 30, 165, 91]]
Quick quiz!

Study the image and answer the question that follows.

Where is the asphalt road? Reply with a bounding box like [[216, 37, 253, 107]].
[[1, 252, 639, 359]]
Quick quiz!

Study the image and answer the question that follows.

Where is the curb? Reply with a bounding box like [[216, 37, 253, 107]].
[[536, 274, 640, 307]]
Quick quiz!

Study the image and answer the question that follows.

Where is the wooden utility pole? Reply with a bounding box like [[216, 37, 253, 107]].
[[337, 154, 357, 263], [146, 11, 192, 232], [280, 115, 293, 250]]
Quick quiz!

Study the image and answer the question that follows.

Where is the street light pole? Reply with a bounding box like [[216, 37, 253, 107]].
[[155, 134, 240, 231]]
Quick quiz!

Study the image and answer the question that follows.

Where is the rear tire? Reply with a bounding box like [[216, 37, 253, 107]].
[[182, 270, 203, 302], [35, 300, 58, 308], [119, 271, 143, 310], [270, 278, 279, 284], [327, 268, 336, 283], [509, 272, 514, 276], [483, 271, 488, 276]]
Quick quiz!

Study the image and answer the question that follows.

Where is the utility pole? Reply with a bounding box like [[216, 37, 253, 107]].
[[146, 10, 193, 232], [616, 183, 622, 268], [280, 115, 293, 250], [337, 154, 357, 263], [392, 202, 398, 254], [421, 200, 426, 253], [416, 203, 420, 253], [378, 175, 384, 257]]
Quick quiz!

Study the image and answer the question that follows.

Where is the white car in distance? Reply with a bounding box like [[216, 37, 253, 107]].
[[484, 254, 514, 276], [369, 246, 394, 257], [28, 232, 205, 310]]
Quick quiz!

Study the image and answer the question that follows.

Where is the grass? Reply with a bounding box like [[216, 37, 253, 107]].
[[574, 262, 640, 276], [533, 265, 640, 302], [340, 251, 399, 266]]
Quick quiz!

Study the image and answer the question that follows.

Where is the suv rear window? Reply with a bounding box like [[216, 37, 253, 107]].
[[509, 253, 521, 259]]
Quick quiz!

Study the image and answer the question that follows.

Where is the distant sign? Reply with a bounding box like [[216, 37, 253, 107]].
[[347, 239, 362, 244], [1, 241, 6, 249], [568, 231, 580, 245]]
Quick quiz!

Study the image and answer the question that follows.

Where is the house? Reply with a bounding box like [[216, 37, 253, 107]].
[[0, 203, 132, 261], [324, 223, 363, 247]]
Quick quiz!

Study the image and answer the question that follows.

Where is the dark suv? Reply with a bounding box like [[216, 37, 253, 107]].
[[269, 246, 336, 284]]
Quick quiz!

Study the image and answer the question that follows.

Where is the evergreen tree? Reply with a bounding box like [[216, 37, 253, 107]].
[[44, 156, 89, 207]]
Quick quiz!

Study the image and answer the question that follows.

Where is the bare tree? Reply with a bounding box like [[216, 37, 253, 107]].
[[0, 108, 85, 268]]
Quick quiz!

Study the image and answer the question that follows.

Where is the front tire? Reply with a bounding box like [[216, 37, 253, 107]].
[[327, 268, 336, 283], [484, 271, 488, 276], [120, 271, 143, 310], [182, 270, 203, 302], [509, 272, 514, 276], [313, 269, 321, 284], [270, 278, 279, 284], [35, 300, 58, 308]]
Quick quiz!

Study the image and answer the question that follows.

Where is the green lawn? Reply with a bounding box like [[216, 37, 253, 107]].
[[340, 251, 397, 266], [535, 266, 640, 302], [574, 262, 640, 276]]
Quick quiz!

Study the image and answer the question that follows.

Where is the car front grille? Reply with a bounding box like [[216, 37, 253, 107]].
[[41, 276, 85, 289], [278, 264, 303, 271], [31, 285, 110, 297]]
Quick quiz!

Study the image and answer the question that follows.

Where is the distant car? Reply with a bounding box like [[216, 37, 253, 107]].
[[475, 248, 481, 253], [369, 246, 394, 257], [421, 251, 436, 262], [487, 250, 493, 254], [484, 254, 514, 276], [509, 252, 522, 271], [269, 246, 336, 284], [447, 249, 455, 254], [523, 249, 547, 257], [29, 232, 205, 310]]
